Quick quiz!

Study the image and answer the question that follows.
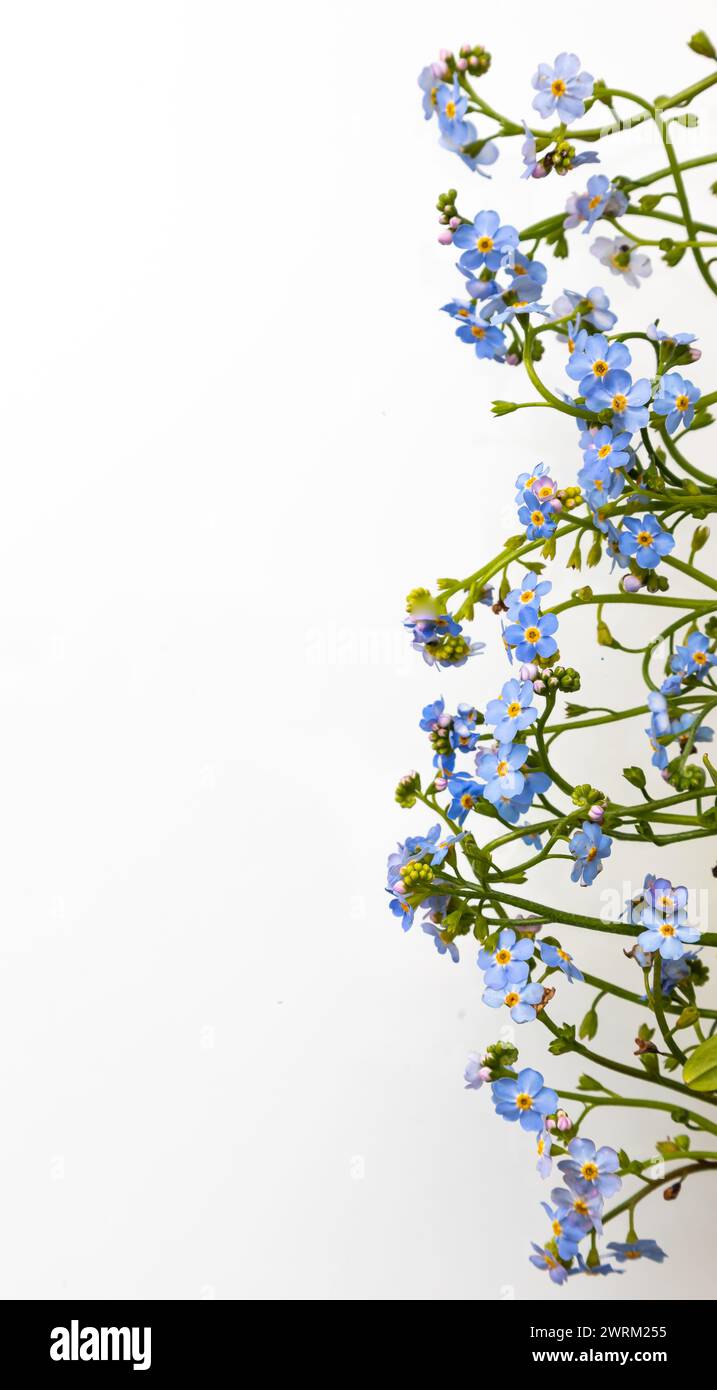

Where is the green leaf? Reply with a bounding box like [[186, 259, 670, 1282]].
[[683, 1036, 717, 1091], [622, 765, 646, 790], [576, 1073, 604, 1090]]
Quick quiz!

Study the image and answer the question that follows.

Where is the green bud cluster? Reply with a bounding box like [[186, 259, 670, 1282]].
[[395, 771, 420, 808], [572, 784, 605, 808], [534, 665, 581, 694], [557, 485, 582, 511], [436, 187, 458, 223], [401, 860, 434, 890], [434, 635, 471, 665]]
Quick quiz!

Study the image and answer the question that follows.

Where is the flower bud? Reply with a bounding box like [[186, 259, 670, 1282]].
[[622, 574, 642, 593], [556, 1110, 572, 1132], [438, 230, 453, 245], [588, 804, 604, 822], [519, 663, 538, 681]]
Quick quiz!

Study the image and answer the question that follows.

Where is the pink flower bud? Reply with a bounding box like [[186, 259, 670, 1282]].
[[519, 663, 538, 681], [439, 48, 453, 61], [438, 231, 453, 245], [449, 216, 460, 229], [478, 1066, 491, 1082], [622, 574, 642, 593], [689, 347, 702, 362], [549, 498, 563, 512], [506, 353, 520, 366], [456, 58, 468, 70], [532, 162, 550, 179], [533, 679, 545, 694], [545, 1117, 556, 1131], [556, 1110, 572, 1132], [394, 879, 405, 894], [438, 714, 452, 727], [434, 776, 447, 792], [588, 804, 604, 823]]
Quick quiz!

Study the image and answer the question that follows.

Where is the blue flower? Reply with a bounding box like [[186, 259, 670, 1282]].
[[492, 1067, 558, 1132], [521, 121, 542, 179], [579, 424, 632, 471], [604, 519, 631, 571], [552, 286, 617, 332], [671, 630, 717, 678], [618, 513, 675, 569], [447, 772, 484, 823], [574, 176, 627, 233], [485, 677, 538, 740], [414, 823, 465, 866], [551, 1173, 604, 1233], [567, 332, 631, 396], [557, 1138, 622, 1198], [584, 368, 652, 433], [536, 1128, 553, 1178], [606, 1239, 667, 1264], [638, 877, 700, 960], [514, 462, 550, 503], [538, 941, 584, 983], [505, 572, 552, 622], [591, 235, 652, 287], [661, 951, 698, 993], [483, 977, 544, 1023], [540, 1201, 586, 1260], [479, 926, 534, 988], [652, 372, 701, 433], [516, 492, 558, 542], [451, 703, 482, 752], [529, 1243, 572, 1285], [436, 78, 470, 142], [647, 323, 697, 349], [532, 53, 594, 122], [504, 606, 559, 661], [417, 66, 444, 120], [442, 130, 499, 177], [455, 316, 507, 359], [453, 209, 519, 271], [440, 297, 476, 321], [480, 742, 529, 806], [422, 919, 459, 962], [569, 820, 612, 885], [419, 696, 448, 731], [479, 279, 548, 326], [578, 455, 625, 510]]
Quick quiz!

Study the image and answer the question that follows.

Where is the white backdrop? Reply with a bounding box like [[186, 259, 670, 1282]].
[[1, 0, 716, 1301]]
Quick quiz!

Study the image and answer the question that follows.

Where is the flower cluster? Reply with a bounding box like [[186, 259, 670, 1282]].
[[391, 35, 717, 1291]]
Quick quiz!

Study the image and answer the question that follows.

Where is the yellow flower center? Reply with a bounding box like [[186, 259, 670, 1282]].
[[586, 846, 598, 861], [457, 307, 469, 317], [658, 894, 674, 910], [675, 394, 690, 411], [460, 793, 475, 810], [530, 511, 545, 528], [507, 701, 522, 717], [612, 393, 628, 412], [625, 1250, 641, 1260], [520, 589, 535, 605], [516, 1093, 533, 1111], [551, 78, 567, 97], [513, 263, 527, 276], [445, 100, 456, 119], [592, 359, 609, 376], [504, 991, 520, 1007], [495, 948, 512, 965], [574, 1198, 589, 1216], [694, 650, 707, 664], [567, 336, 575, 353], [471, 324, 486, 339], [524, 626, 541, 643], [430, 87, 438, 107], [477, 235, 494, 253], [552, 1220, 562, 1236], [637, 530, 653, 546], [558, 949, 571, 962], [597, 443, 612, 458], [536, 484, 553, 499], [497, 760, 509, 777], [588, 195, 602, 210], [659, 923, 676, 937], [593, 478, 604, 491], [581, 1161, 599, 1182]]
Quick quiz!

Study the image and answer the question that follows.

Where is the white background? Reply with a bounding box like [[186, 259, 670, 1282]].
[[1, 0, 716, 1301]]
